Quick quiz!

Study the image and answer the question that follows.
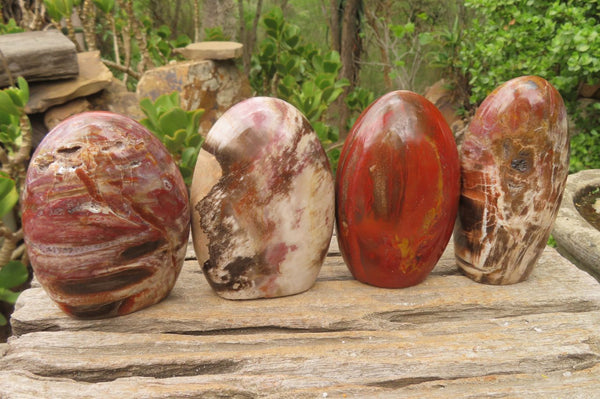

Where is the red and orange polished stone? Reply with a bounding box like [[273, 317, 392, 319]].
[[22, 112, 190, 318], [336, 91, 460, 288], [454, 76, 569, 284]]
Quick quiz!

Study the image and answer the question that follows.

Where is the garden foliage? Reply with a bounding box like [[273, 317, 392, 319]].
[[140, 92, 204, 186], [0, 79, 31, 326], [443, 0, 600, 172], [250, 7, 351, 169]]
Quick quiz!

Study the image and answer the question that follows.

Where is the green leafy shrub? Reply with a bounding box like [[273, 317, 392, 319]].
[[204, 26, 229, 41], [251, 7, 350, 170], [453, 0, 600, 171], [0, 78, 31, 326], [0, 18, 24, 35], [139, 92, 204, 186]]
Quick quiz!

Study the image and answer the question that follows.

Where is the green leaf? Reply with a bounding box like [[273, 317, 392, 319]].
[[139, 98, 159, 125], [17, 77, 29, 105], [0, 287, 19, 304], [6, 89, 24, 109], [186, 109, 204, 138], [157, 25, 171, 39], [0, 175, 18, 218], [264, 17, 278, 31], [0, 312, 6, 326], [261, 40, 277, 59], [419, 32, 434, 45], [93, 0, 114, 13], [323, 87, 345, 105], [0, 91, 20, 116], [158, 108, 187, 135], [188, 134, 202, 148], [163, 136, 178, 154], [172, 128, 187, 147], [180, 146, 198, 167], [263, 7, 283, 31], [0, 260, 28, 290], [44, 0, 74, 18]]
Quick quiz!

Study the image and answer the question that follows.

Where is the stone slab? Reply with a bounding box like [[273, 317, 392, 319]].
[[174, 41, 243, 60], [0, 30, 78, 87], [2, 238, 599, 397], [553, 169, 600, 282], [26, 51, 112, 113]]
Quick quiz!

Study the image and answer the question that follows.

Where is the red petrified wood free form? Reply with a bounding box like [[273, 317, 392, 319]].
[[22, 112, 190, 318], [336, 91, 460, 288]]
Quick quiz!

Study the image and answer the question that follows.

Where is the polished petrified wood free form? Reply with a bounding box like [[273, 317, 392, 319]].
[[22, 112, 190, 318], [454, 76, 570, 284], [191, 97, 335, 300], [336, 91, 460, 288]]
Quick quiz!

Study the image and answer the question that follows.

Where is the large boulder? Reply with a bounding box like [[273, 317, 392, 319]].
[[136, 60, 251, 137]]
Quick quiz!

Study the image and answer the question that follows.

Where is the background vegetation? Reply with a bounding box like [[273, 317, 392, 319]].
[[2, 0, 597, 170]]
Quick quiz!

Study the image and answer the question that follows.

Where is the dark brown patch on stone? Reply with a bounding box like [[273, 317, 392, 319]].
[[60, 299, 124, 319], [202, 256, 257, 293], [56, 268, 153, 296], [120, 240, 164, 261]]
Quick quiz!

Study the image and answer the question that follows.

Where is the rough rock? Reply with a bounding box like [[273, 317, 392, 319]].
[[26, 51, 113, 113], [44, 98, 92, 130], [136, 60, 251, 137], [580, 82, 600, 99], [88, 78, 144, 120], [423, 79, 462, 128], [553, 169, 600, 282], [0, 30, 78, 87], [174, 41, 243, 60]]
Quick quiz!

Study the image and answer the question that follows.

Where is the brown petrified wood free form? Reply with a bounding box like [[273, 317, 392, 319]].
[[454, 76, 570, 285]]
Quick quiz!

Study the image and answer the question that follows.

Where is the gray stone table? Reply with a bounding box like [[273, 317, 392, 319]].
[[1, 236, 599, 398]]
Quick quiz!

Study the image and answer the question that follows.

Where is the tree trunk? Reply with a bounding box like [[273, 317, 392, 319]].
[[237, 0, 262, 75], [329, 0, 341, 52], [82, 0, 97, 51], [365, 1, 393, 90], [336, 0, 363, 139], [173, 0, 183, 36], [194, 0, 200, 42], [201, 0, 237, 40]]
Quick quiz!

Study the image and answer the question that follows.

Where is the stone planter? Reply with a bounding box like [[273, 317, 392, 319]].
[[553, 169, 600, 282]]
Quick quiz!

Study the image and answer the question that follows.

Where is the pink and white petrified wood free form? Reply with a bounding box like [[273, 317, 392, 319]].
[[191, 97, 335, 299]]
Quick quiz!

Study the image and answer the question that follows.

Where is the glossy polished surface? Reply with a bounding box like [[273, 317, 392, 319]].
[[22, 112, 190, 318], [192, 97, 334, 299], [454, 76, 569, 284], [336, 91, 460, 288]]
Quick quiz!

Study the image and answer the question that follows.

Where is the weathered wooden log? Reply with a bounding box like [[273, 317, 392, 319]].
[[0, 31, 78, 87]]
